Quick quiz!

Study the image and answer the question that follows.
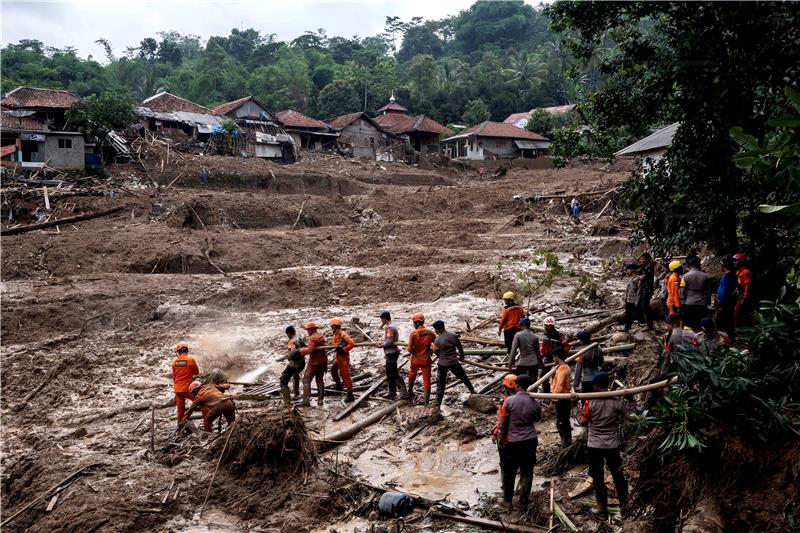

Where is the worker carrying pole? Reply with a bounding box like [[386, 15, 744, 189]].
[[431, 320, 475, 408], [379, 310, 407, 399], [300, 323, 327, 407], [280, 325, 306, 406], [329, 317, 356, 403]]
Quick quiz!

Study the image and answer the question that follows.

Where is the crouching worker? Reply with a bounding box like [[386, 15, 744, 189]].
[[497, 373, 541, 510], [181, 380, 236, 432], [579, 372, 628, 517]]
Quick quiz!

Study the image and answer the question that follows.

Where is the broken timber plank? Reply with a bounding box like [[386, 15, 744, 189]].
[[1, 206, 124, 236], [430, 511, 547, 532]]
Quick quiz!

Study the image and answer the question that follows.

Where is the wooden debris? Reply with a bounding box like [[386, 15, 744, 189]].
[[568, 477, 593, 499], [161, 478, 175, 505], [317, 400, 407, 451], [462, 359, 510, 372], [292, 196, 310, 229], [549, 479, 555, 530], [2, 205, 125, 236], [45, 492, 60, 512], [199, 420, 237, 518], [430, 511, 547, 532], [13, 359, 69, 411], [333, 360, 407, 422], [554, 502, 577, 532]]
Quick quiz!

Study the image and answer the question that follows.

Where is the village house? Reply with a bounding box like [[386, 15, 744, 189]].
[[0, 87, 86, 169], [137, 91, 224, 141], [326, 111, 400, 160], [442, 121, 550, 160], [615, 122, 678, 161], [212, 96, 295, 161], [373, 95, 450, 155], [275, 109, 339, 152], [503, 104, 584, 129]]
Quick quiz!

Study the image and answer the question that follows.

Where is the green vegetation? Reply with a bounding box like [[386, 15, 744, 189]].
[[2, 2, 604, 125], [64, 92, 136, 155]]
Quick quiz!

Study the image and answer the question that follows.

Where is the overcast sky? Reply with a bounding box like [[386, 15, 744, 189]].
[[1, 0, 537, 61]]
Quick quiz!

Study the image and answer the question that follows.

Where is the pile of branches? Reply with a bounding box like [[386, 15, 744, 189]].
[[213, 407, 316, 477], [537, 434, 588, 477]]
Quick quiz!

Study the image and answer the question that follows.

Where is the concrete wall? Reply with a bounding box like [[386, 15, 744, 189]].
[[339, 119, 387, 159], [45, 134, 84, 169]]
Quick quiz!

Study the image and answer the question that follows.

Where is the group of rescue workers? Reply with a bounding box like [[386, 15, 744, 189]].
[[168, 250, 754, 518]]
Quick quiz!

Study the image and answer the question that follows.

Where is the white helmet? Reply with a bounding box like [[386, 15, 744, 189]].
[[543, 316, 556, 326]]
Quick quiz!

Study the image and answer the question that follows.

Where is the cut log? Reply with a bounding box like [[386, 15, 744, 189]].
[[527, 376, 677, 400], [317, 400, 407, 451], [430, 511, 547, 532], [2, 206, 124, 236], [462, 359, 510, 372], [332, 361, 406, 421]]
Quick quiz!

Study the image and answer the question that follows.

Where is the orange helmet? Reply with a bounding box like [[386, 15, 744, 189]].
[[502, 374, 517, 389], [175, 342, 189, 352], [330, 317, 343, 327], [411, 312, 425, 322], [304, 322, 318, 330]]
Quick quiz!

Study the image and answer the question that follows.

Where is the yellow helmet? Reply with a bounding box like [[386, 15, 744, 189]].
[[669, 260, 682, 272], [502, 291, 515, 300]]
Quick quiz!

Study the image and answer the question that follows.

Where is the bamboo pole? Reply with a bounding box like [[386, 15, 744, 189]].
[[528, 342, 598, 391], [198, 419, 237, 518], [462, 359, 510, 372], [430, 511, 547, 532], [527, 377, 677, 400]]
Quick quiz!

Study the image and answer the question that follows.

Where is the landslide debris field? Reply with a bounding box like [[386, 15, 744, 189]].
[[1, 157, 661, 532]]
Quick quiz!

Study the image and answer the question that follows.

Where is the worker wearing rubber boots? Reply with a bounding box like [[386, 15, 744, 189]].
[[329, 318, 357, 402], [431, 320, 475, 408], [498, 292, 525, 354], [380, 311, 407, 399], [280, 325, 306, 406], [181, 380, 236, 432], [551, 347, 573, 446], [579, 372, 628, 518], [171, 343, 206, 431], [497, 373, 541, 510], [300, 323, 327, 406], [492, 374, 516, 502], [572, 330, 603, 394], [666, 260, 683, 322], [540, 317, 570, 394], [406, 312, 435, 405], [507, 317, 540, 377], [733, 253, 753, 326]]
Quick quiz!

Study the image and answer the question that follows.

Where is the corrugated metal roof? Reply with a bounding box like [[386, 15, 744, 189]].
[[443, 121, 549, 142], [1, 87, 79, 109], [514, 140, 550, 149], [136, 106, 224, 127], [275, 109, 330, 130], [615, 123, 679, 156], [141, 92, 211, 114]]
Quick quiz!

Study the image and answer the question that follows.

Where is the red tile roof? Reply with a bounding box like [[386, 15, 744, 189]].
[[1, 109, 47, 131], [326, 111, 366, 130], [275, 109, 329, 130], [1, 87, 79, 109], [141, 92, 211, 114], [374, 113, 450, 135], [444, 121, 549, 142], [376, 101, 408, 114]]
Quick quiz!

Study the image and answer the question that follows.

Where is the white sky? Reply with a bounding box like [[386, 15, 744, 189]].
[[1, 0, 539, 61]]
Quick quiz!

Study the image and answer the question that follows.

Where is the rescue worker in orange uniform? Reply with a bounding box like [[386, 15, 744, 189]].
[[666, 260, 683, 321], [171, 343, 206, 431], [498, 292, 525, 354], [406, 312, 435, 405], [181, 380, 236, 432], [330, 317, 357, 402], [733, 253, 753, 326], [492, 374, 517, 501], [300, 323, 327, 407]]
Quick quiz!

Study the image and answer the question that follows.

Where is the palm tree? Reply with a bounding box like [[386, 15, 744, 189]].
[[502, 51, 549, 107]]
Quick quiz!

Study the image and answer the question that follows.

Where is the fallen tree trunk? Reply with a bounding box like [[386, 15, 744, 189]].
[[527, 377, 677, 400], [478, 374, 506, 394], [333, 360, 407, 422], [1, 205, 125, 236], [430, 511, 547, 532], [528, 343, 598, 391], [317, 400, 407, 451]]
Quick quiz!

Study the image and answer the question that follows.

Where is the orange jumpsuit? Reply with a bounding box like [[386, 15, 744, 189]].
[[172, 353, 205, 424], [187, 385, 235, 431], [666, 272, 682, 317], [735, 266, 753, 325], [406, 326, 435, 390], [301, 331, 328, 391], [331, 329, 356, 391], [499, 305, 525, 332]]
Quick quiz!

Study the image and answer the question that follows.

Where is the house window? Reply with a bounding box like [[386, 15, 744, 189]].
[[58, 138, 73, 149]]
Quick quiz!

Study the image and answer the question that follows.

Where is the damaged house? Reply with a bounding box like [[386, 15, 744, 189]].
[[326, 112, 401, 160], [212, 96, 296, 161], [373, 95, 450, 154], [1, 87, 86, 170], [442, 121, 550, 160], [275, 109, 339, 152]]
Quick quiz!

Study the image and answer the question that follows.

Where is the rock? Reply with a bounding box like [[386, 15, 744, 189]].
[[632, 330, 656, 343], [610, 331, 631, 344], [456, 422, 479, 444], [465, 394, 498, 414]]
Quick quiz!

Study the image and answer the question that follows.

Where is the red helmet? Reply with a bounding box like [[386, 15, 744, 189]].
[[733, 253, 747, 262], [411, 312, 425, 322], [175, 342, 189, 352], [304, 322, 318, 330], [330, 317, 343, 327]]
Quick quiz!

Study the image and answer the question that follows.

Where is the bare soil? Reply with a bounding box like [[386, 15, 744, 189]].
[[2, 156, 658, 532]]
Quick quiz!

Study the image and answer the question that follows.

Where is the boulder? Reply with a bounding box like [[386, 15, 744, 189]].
[[465, 394, 498, 414]]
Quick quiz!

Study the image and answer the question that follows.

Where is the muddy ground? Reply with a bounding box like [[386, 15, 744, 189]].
[[1, 155, 666, 532]]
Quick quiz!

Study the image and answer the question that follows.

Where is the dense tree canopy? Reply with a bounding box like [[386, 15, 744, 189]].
[[1, 2, 598, 125]]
